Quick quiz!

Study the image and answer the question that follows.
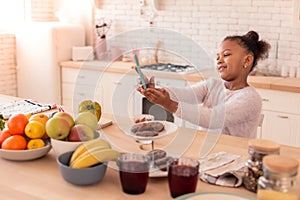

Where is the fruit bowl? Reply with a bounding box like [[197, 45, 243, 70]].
[[0, 140, 52, 161], [51, 131, 101, 156], [57, 151, 107, 185]]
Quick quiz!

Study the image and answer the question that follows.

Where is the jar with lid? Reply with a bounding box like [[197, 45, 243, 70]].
[[257, 155, 299, 200], [243, 139, 280, 193]]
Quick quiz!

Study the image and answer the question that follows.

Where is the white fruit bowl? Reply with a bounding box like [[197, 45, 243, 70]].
[[51, 131, 101, 156], [0, 140, 52, 161]]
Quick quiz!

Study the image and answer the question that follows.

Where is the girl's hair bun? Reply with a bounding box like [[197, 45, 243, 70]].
[[244, 31, 259, 42]]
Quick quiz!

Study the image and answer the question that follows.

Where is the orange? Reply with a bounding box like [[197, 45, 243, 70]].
[[2, 135, 27, 150], [0, 129, 12, 147], [24, 121, 45, 139], [27, 139, 45, 150], [29, 113, 50, 139], [7, 113, 29, 135]]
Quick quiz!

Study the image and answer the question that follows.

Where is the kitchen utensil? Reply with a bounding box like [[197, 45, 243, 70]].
[[153, 40, 163, 64], [95, 18, 112, 38]]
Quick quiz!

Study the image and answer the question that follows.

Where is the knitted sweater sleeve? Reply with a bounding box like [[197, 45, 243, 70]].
[[167, 78, 262, 138]]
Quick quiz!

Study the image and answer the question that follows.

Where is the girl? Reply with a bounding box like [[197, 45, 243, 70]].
[[138, 31, 270, 138]]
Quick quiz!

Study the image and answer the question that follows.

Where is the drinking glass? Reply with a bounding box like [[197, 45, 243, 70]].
[[168, 157, 200, 198], [118, 153, 151, 195]]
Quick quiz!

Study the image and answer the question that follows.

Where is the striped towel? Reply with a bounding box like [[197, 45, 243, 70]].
[[199, 151, 247, 187]]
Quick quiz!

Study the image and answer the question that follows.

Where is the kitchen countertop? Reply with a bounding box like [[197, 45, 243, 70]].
[[60, 61, 300, 93], [1, 94, 299, 199]]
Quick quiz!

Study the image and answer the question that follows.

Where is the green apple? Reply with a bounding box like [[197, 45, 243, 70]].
[[45, 117, 70, 140], [53, 112, 75, 128], [75, 112, 98, 131], [78, 100, 102, 121], [68, 124, 94, 142]]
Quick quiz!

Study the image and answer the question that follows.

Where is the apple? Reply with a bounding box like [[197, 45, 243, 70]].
[[75, 112, 98, 131], [68, 124, 94, 142], [53, 112, 75, 128], [45, 117, 70, 140], [78, 100, 102, 121]]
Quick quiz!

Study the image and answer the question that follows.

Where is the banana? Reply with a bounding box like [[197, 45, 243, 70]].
[[70, 138, 111, 164], [70, 148, 120, 168], [69, 145, 111, 167]]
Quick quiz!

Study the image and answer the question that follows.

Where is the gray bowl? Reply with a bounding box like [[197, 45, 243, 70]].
[[57, 151, 107, 186]]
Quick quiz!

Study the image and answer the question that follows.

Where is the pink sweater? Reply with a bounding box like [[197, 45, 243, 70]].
[[168, 78, 262, 138]]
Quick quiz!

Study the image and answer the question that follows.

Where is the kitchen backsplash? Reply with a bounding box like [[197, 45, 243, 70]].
[[94, 0, 300, 75]]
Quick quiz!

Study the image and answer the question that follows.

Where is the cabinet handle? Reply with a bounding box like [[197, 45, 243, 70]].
[[262, 98, 269, 102], [78, 75, 85, 79], [277, 115, 289, 119], [78, 92, 85, 96]]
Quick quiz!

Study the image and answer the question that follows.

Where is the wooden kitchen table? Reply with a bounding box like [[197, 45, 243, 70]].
[[1, 95, 300, 199]]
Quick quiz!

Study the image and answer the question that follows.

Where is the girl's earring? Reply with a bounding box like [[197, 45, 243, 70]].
[[243, 65, 247, 69]]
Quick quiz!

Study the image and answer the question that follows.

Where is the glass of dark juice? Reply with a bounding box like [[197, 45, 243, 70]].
[[118, 153, 151, 195], [167, 157, 199, 198]]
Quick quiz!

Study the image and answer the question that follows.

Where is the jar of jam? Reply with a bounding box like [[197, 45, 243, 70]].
[[257, 155, 299, 200], [243, 139, 280, 192]]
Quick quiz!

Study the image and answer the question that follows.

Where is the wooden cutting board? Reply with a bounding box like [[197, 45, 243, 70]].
[[98, 117, 113, 129]]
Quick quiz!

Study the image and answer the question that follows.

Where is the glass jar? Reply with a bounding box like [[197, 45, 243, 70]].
[[257, 155, 299, 200], [243, 139, 280, 193]]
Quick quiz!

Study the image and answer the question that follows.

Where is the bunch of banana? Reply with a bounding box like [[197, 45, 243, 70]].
[[69, 138, 120, 168]]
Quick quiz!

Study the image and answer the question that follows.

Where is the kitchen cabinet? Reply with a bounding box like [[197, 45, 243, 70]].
[[97, 72, 135, 117], [256, 89, 300, 147], [61, 67, 101, 113], [61, 67, 135, 117]]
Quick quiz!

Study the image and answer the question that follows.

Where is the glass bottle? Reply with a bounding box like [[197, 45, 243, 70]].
[[243, 139, 280, 193], [257, 155, 299, 200]]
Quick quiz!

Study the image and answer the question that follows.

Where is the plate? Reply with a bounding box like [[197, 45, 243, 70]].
[[0, 141, 52, 161], [175, 192, 256, 200], [126, 120, 178, 141]]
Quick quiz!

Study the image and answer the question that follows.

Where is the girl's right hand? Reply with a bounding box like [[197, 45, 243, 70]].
[[134, 66, 155, 91], [137, 76, 155, 93]]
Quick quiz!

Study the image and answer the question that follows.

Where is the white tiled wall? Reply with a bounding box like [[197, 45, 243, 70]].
[[0, 34, 17, 96], [94, 0, 300, 74]]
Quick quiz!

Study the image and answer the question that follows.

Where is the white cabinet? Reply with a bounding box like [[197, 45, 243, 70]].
[[61, 67, 135, 117], [97, 72, 135, 117], [256, 89, 300, 147], [61, 67, 102, 113]]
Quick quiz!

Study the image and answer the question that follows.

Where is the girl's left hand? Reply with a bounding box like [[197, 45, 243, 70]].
[[143, 88, 169, 105]]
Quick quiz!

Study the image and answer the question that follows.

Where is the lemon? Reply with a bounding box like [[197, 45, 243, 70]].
[[24, 121, 45, 139], [27, 139, 45, 149], [29, 113, 49, 127], [25, 113, 32, 120]]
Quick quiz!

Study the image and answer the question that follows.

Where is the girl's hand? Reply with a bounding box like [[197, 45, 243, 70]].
[[135, 65, 155, 92], [142, 88, 178, 113]]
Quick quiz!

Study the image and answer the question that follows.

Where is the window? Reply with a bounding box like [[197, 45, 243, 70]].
[[0, 0, 55, 32], [294, 0, 300, 27], [0, 0, 26, 27]]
